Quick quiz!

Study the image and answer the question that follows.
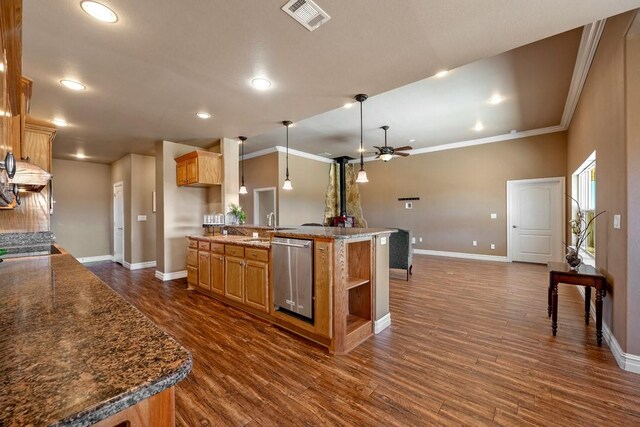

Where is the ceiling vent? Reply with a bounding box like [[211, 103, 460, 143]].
[[282, 0, 330, 32]]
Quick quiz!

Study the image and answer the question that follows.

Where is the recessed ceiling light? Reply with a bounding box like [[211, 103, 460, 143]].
[[251, 77, 272, 90], [74, 153, 87, 159], [343, 102, 354, 109], [80, 1, 118, 23], [196, 112, 211, 119], [409, 139, 416, 143], [60, 80, 86, 91], [488, 94, 505, 105], [435, 70, 449, 78], [52, 118, 69, 127], [473, 121, 484, 131]]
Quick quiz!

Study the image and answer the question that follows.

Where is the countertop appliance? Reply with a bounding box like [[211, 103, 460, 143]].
[[272, 237, 314, 321]]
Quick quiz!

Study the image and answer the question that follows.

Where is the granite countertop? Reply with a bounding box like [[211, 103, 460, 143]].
[[0, 254, 192, 427], [270, 226, 396, 240], [189, 234, 271, 249]]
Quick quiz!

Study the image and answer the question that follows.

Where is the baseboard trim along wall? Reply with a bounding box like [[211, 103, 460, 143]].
[[123, 261, 157, 270], [374, 313, 391, 334], [76, 255, 114, 264], [576, 286, 640, 374], [413, 249, 509, 263], [155, 270, 188, 281]]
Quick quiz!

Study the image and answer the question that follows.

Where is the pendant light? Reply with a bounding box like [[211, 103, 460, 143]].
[[379, 126, 393, 162], [355, 94, 369, 183], [238, 136, 248, 194], [282, 121, 293, 190]]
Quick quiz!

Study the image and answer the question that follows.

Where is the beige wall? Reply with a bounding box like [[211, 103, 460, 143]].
[[626, 22, 640, 355], [51, 159, 111, 258], [359, 132, 567, 256], [278, 152, 330, 226], [567, 12, 635, 352], [239, 153, 279, 223], [130, 154, 156, 264], [155, 140, 208, 274], [111, 155, 132, 262]]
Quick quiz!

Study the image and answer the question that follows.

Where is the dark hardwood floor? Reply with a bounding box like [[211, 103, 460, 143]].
[[87, 256, 640, 426]]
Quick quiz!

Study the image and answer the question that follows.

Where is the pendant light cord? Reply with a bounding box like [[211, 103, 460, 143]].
[[359, 99, 364, 170], [286, 125, 290, 179]]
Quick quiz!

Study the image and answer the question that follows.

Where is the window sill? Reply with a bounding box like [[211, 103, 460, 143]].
[[579, 249, 596, 267]]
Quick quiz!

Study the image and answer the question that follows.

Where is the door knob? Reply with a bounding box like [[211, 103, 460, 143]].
[[512, 225, 518, 228]]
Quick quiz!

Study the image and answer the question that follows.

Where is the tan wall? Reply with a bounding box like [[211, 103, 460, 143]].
[[239, 153, 279, 223], [51, 159, 111, 258], [278, 152, 330, 226], [156, 140, 208, 274], [130, 154, 156, 264], [567, 12, 635, 352], [111, 155, 132, 262], [626, 19, 640, 354], [359, 132, 567, 256]]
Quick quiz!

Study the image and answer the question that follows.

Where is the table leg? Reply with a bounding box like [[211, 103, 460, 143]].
[[547, 276, 552, 317], [551, 282, 558, 336], [584, 286, 591, 325], [596, 289, 604, 346]]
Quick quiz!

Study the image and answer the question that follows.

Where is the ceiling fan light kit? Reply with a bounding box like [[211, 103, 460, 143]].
[[355, 94, 369, 183], [374, 125, 412, 162]]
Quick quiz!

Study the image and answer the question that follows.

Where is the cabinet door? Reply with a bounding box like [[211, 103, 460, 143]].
[[244, 260, 269, 313], [224, 256, 244, 302], [210, 254, 224, 295], [187, 265, 198, 288], [176, 161, 187, 186], [187, 247, 198, 267], [198, 251, 211, 291], [186, 158, 198, 184]]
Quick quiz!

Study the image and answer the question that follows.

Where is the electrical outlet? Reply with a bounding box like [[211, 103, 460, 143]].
[[411, 237, 416, 244], [490, 213, 497, 219], [419, 237, 423, 242], [252, 232, 259, 239], [614, 214, 621, 229], [490, 243, 495, 250], [472, 240, 477, 246]]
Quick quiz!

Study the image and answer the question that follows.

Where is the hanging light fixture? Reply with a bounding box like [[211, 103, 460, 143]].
[[238, 136, 248, 194], [282, 121, 293, 190], [379, 126, 393, 162], [355, 94, 369, 183]]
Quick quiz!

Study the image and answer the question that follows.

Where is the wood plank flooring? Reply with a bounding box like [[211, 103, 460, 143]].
[[87, 256, 640, 426]]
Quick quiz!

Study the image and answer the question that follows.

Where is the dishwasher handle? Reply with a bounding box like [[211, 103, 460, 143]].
[[271, 240, 311, 249]]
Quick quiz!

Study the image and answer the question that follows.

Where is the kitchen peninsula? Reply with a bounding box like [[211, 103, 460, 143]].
[[188, 226, 394, 354], [0, 253, 192, 426]]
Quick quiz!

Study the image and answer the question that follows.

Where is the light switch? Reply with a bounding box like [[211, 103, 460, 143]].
[[380, 237, 387, 245], [137, 215, 147, 221], [490, 244, 495, 250], [411, 237, 416, 244], [473, 240, 477, 246], [405, 202, 413, 209], [490, 213, 497, 219], [614, 214, 621, 229], [419, 237, 423, 242]]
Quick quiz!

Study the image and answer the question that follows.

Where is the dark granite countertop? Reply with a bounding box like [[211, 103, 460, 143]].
[[270, 226, 396, 240], [0, 254, 192, 427]]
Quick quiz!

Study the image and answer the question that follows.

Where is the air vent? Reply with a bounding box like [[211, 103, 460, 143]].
[[282, 0, 331, 32]]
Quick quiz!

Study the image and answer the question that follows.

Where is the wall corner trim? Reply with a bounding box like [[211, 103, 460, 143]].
[[77, 255, 114, 264], [155, 270, 187, 281], [576, 286, 640, 374], [374, 313, 391, 334], [413, 249, 509, 263], [241, 145, 334, 163], [123, 261, 157, 270]]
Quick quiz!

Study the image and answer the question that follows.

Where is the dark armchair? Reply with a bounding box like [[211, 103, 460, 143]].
[[389, 229, 413, 280]]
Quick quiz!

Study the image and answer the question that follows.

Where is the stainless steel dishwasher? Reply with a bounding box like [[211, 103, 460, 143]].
[[271, 237, 314, 321]]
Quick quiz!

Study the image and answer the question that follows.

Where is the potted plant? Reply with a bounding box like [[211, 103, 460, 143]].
[[228, 203, 246, 225], [566, 195, 605, 270]]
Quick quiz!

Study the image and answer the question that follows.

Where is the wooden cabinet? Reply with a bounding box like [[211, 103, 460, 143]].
[[210, 253, 224, 295], [187, 266, 198, 289], [198, 250, 211, 291], [244, 260, 269, 313], [224, 256, 245, 303], [174, 151, 222, 187]]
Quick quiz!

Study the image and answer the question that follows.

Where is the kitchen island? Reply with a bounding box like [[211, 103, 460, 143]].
[[0, 254, 192, 426], [188, 226, 394, 354]]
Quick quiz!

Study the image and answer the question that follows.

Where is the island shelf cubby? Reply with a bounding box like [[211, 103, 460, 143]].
[[341, 239, 374, 351]]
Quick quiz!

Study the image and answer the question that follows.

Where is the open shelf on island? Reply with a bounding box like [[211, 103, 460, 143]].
[[346, 314, 371, 335], [346, 276, 369, 290]]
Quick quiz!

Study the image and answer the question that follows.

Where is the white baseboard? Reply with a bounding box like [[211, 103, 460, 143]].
[[374, 313, 391, 334], [576, 286, 640, 374], [77, 255, 114, 264], [413, 249, 508, 263], [123, 260, 157, 270], [155, 270, 188, 281]]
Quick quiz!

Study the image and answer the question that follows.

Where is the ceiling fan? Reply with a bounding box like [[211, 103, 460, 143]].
[[374, 126, 412, 162]]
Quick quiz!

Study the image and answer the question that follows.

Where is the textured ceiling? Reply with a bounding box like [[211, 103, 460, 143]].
[[22, 0, 640, 163]]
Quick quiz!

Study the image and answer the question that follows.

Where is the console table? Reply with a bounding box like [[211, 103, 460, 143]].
[[547, 262, 607, 346]]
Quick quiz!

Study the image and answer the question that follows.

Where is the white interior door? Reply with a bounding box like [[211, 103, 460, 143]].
[[508, 177, 564, 264], [113, 182, 124, 264]]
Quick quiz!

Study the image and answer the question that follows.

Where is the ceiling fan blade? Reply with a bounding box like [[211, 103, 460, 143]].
[[395, 151, 410, 157], [393, 146, 413, 152], [373, 146, 383, 151]]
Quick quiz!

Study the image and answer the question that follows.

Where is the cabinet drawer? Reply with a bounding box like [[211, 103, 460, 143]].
[[188, 239, 198, 249], [211, 243, 225, 254], [198, 241, 210, 251], [245, 248, 269, 262], [187, 248, 198, 267], [225, 245, 245, 257]]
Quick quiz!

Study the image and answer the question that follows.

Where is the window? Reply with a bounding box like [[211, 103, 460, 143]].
[[573, 153, 596, 257]]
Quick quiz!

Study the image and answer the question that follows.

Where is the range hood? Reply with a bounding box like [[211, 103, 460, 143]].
[[9, 160, 52, 192]]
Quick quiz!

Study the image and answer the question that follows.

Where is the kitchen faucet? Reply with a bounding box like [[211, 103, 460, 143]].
[[267, 212, 275, 230]]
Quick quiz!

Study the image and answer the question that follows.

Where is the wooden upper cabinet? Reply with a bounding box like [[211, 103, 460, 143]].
[[22, 116, 55, 171], [174, 150, 222, 187]]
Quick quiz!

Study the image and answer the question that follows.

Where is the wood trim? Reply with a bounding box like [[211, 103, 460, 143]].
[[93, 387, 175, 427]]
